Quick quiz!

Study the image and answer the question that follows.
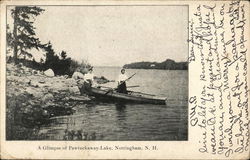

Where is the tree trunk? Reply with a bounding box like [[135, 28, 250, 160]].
[[13, 7, 18, 64]]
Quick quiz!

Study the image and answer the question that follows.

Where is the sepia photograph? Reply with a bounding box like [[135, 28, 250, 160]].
[[6, 5, 188, 141], [1, 0, 249, 159]]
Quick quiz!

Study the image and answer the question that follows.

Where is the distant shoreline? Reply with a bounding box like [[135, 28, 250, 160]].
[[94, 66, 121, 68], [123, 59, 188, 70]]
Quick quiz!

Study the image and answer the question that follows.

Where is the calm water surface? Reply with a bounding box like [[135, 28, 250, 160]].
[[39, 67, 188, 140]]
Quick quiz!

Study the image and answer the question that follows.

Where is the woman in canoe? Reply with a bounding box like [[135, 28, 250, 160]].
[[79, 67, 96, 94], [84, 67, 95, 86], [117, 68, 128, 94]]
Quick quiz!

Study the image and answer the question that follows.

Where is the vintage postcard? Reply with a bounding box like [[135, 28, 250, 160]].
[[0, 0, 249, 159]]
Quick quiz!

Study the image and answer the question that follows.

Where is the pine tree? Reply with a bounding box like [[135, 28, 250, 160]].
[[43, 41, 59, 70], [11, 6, 45, 64], [60, 50, 67, 60]]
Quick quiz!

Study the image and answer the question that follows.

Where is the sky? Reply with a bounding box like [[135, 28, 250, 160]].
[[7, 6, 188, 67]]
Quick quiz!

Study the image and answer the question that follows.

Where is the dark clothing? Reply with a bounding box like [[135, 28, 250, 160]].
[[117, 81, 127, 94], [79, 81, 92, 95]]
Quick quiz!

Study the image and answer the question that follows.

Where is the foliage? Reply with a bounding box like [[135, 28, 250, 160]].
[[6, 25, 13, 49], [7, 6, 91, 76], [42, 42, 91, 76], [7, 24, 14, 56], [123, 59, 188, 70], [54, 58, 91, 76], [43, 41, 59, 70], [10, 6, 45, 63], [7, 41, 91, 77], [60, 50, 67, 59]]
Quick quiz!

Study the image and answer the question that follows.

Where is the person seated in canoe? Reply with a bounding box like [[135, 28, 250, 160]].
[[117, 68, 128, 94], [84, 67, 97, 86], [72, 67, 86, 88], [79, 67, 97, 94]]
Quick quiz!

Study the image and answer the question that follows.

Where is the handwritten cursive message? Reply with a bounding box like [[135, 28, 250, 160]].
[[189, 0, 249, 158]]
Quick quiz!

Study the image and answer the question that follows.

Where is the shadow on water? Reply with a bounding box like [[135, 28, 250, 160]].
[[35, 99, 188, 141], [115, 103, 127, 121]]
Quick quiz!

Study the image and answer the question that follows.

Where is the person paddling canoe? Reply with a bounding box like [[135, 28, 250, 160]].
[[117, 68, 128, 94]]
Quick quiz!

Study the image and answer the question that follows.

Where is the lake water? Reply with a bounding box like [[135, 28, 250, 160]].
[[39, 67, 188, 140]]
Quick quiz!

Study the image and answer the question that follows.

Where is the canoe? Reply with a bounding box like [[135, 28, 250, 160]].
[[79, 85, 166, 105]]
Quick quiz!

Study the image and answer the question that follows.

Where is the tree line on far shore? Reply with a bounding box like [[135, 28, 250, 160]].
[[123, 59, 188, 70], [7, 6, 91, 76]]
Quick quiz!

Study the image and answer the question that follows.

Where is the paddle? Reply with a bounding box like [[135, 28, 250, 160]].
[[118, 73, 136, 86], [104, 73, 137, 95], [99, 85, 140, 89], [128, 91, 156, 97], [127, 85, 140, 88]]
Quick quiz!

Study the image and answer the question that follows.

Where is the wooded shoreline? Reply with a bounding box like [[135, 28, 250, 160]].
[[123, 59, 188, 70]]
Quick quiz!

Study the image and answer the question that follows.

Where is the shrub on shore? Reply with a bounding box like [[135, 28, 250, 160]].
[[7, 55, 91, 77]]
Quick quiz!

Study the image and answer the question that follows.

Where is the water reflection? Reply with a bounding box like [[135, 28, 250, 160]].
[[37, 101, 187, 141], [115, 103, 127, 121]]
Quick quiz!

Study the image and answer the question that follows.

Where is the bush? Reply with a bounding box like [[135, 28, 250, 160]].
[[7, 56, 91, 77], [70, 60, 91, 75], [7, 41, 92, 76]]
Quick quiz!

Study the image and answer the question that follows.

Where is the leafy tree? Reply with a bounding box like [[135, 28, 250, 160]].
[[11, 6, 45, 64]]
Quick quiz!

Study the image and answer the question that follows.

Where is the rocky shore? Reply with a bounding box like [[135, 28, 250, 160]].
[[6, 63, 91, 140]]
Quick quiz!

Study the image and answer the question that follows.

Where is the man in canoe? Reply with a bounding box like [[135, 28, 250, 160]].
[[117, 68, 128, 94]]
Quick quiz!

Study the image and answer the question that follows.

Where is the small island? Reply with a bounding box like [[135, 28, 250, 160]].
[[123, 59, 188, 70]]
